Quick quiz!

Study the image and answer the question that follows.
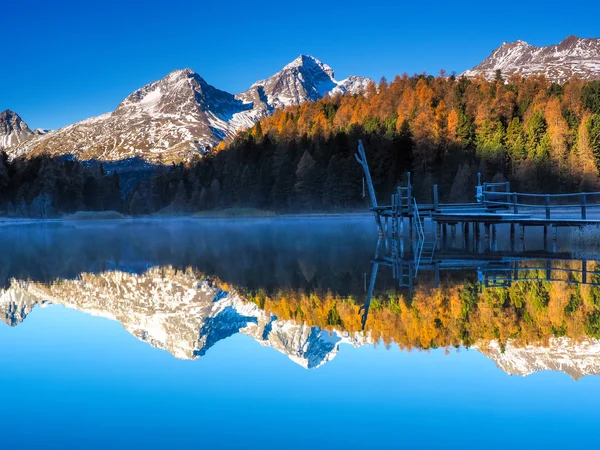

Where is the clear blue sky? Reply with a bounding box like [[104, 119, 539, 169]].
[[2, 0, 598, 130]]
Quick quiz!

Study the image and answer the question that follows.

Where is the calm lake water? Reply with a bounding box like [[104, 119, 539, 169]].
[[1, 218, 600, 449]]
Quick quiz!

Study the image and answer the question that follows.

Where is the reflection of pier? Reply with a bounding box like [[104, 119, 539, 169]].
[[375, 249, 600, 288], [360, 237, 600, 329]]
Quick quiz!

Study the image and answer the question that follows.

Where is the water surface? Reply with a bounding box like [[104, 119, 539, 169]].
[[1, 218, 599, 449]]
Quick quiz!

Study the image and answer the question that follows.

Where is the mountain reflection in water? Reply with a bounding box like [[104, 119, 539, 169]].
[[1, 218, 600, 378]]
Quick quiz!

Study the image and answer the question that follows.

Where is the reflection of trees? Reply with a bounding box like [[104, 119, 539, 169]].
[[247, 260, 600, 350]]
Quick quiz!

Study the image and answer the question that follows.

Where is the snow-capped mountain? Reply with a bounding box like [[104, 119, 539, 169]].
[[476, 338, 600, 380], [462, 36, 600, 83], [0, 268, 370, 368], [7, 69, 250, 162], [237, 55, 370, 110], [6, 56, 371, 163], [0, 288, 45, 326], [0, 109, 34, 151], [3, 268, 600, 376]]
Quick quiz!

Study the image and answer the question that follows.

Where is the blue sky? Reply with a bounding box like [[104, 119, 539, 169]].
[[2, 0, 598, 130]]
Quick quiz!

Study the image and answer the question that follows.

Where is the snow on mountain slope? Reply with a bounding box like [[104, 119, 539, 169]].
[[6, 56, 371, 164], [238, 55, 368, 109], [331, 75, 373, 96], [3, 269, 600, 376], [0, 288, 45, 326], [1, 268, 371, 368], [462, 36, 600, 83], [7, 69, 250, 162], [475, 338, 600, 380], [0, 110, 34, 150]]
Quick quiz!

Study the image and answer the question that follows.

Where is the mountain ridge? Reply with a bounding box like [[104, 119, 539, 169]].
[[462, 35, 600, 82], [3, 56, 371, 163]]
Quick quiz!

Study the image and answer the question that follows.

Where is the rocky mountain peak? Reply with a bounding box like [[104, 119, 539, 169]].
[[283, 54, 336, 78], [559, 35, 581, 48], [0, 109, 34, 150], [114, 67, 229, 117], [499, 39, 531, 49], [462, 36, 600, 83], [244, 54, 368, 109], [1, 109, 28, 131]]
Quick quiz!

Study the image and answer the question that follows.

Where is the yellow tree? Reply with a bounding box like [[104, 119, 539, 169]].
[[544, 97, 570, 171], [447, 109, 460, 142], [396, 87, 417, 126], [434, 100, 448, 145]]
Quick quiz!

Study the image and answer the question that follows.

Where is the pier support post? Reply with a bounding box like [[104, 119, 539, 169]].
[[543, 226, 548, 251], [510, 224, 515, 251], [442, 223, 448, 246], [400, 218, 405, 256], [552, 225, 558, 252], [491, 225, 497, 251], [484, 224, 490, 248], [519, 224, 525, 252]]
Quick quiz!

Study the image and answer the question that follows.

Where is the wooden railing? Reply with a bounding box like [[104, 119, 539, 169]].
[[482, 189, 600, 219], [482, 260, 600, 287]]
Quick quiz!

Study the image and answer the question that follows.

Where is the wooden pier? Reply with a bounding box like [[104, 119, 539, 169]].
[[355, 140, 600, 246]]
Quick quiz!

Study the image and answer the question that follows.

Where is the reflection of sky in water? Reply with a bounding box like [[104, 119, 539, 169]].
[[2, 306, 600, 449], [1, 219, 600, 448]]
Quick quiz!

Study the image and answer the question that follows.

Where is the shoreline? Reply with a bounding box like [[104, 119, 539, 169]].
[[0, 211, 372, 226]]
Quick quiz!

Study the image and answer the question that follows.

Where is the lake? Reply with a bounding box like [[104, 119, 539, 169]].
[[1, 217, 600, 449]]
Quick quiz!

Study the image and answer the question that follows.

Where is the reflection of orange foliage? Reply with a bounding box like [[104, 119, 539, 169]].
[[245, 261, 600, 350]]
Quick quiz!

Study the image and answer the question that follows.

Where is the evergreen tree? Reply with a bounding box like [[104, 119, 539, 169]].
[[172, 180, 188, 212], [582, 81, 600, 115], [449, 163, 472, 203], [294, 150, 320, 209], [525, 110, 548, 160], [588, 114, 600, 171]]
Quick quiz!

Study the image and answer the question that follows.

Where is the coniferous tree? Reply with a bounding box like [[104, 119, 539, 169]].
[[172, 180, 188, 212]]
